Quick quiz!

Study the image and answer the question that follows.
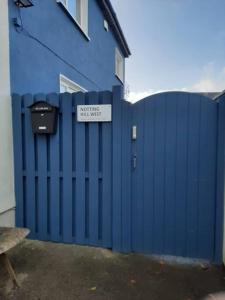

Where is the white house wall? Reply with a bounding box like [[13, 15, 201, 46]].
[[0, 0, 15, 226]]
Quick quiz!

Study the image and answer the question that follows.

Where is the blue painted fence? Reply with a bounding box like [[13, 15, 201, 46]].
[[12, 87, 225, 263], [131, 92, 225, 263]]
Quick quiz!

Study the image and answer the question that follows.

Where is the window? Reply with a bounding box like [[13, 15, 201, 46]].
[[58, 0, 88, 35], [60, 74, 86, 93], [115, 48, 124, 83]]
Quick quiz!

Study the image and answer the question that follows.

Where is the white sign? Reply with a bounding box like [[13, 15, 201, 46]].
[[77, 104, 112, 122]]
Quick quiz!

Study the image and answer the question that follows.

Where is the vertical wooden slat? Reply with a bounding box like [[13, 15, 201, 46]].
[[12, 94, 24, 227], [61, 93, 73, 243], [174, 93, 189, 256], [35, 94, 48, 241], [197, 97, 217, 259], [153, 95, 166, 254], [101, 91, 112, 248], [131, 101, 144, 252], [75, 92, 86, 244], [186, 94, 201, 258], [163, 94, 177, 255], [23, 94, 36, 238], [205, 99, 218, 259], [48, 93, 60, 242], [72, 94, 76, 241], [143, 99, 155, 253], [88, 92, 99, 246], [121, 100, 132, 252], [112, 86, 123, 251], [215, 94, 225, 263]]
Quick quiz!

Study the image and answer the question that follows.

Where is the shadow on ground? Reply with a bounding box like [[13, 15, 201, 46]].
[[0, 240, 224, 300]]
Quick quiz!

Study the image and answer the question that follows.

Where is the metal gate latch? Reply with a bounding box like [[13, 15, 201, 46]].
[[132, 154, 137, 169]]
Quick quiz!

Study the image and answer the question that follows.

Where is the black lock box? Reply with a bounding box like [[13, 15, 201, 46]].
[[29, 101, 58, 134]]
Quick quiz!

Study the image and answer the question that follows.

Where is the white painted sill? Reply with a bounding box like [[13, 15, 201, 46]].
[[56, 1, 90, 41]]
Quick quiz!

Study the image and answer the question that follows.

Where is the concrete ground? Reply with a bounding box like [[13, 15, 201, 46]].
[[0, 240, 224, 300]]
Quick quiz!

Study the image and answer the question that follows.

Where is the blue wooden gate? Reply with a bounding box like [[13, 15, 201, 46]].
[[12, 87, 225, 263], [131, 92, 225, 263]]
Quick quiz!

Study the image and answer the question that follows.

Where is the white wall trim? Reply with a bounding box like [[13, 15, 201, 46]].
[[115, 47, 124, 83], [0, 1, 15, 220]]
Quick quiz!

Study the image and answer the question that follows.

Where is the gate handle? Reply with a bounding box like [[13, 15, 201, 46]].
[[132, 154, 137, 169]]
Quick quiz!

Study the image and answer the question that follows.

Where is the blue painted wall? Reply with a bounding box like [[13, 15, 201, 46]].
[[8, 0, 125, 94]]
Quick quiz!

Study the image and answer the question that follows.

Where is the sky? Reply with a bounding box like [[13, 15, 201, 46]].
[[111, 0, 225, 102]]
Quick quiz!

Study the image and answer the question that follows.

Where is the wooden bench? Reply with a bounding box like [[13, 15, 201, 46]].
[[0, 227, 30, 287]]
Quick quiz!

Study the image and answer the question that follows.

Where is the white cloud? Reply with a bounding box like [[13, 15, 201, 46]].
[[127, 90, 162, 103], [190, 78, 222, 92], [189, 62, 225, 92], [127, 63, 225, 103], [127, 88, 188, 103], [126, 88, 188, 103]]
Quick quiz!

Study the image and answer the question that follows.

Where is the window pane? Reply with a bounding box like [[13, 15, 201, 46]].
[[68, 0, 76, 18], [60, 84, 67, 93], [67, 86, 79, 93], [60, 75, 86, 93]]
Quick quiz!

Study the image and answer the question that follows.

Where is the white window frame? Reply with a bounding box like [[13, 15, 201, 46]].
[[104, 19, 109, 31], [115, 47, 124, 83], [59, 74, 87, 93], [57, 0, 89, 39]]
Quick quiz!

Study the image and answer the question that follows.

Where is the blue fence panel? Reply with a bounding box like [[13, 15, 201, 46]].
[[112, 86, 123, 251], [12, 89, 225, 263], [185, 95, 201, 258], [101, 91, 113, 248], [163, 93, 177, 255], [215, 94, 225, 263], [121, 100, 132, 252], [12, 94, 24, 227], [197, 97, 218, 259], [61, 93, 73, 243], [12, 89, 118, 250], [175, 93, 191, 256], [48, 93, 60, 242], [74, 92, 86, 244], [24, 94, 36, 238], [88, 92, 100, 246], [131, 100, 145, 253], [143, 99, 156, 253]]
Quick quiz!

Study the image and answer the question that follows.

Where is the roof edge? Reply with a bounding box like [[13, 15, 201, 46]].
[[97, 0, 131, 58]]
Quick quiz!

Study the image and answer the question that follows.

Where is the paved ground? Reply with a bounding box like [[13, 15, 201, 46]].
[[0, 240, 224, 300]]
